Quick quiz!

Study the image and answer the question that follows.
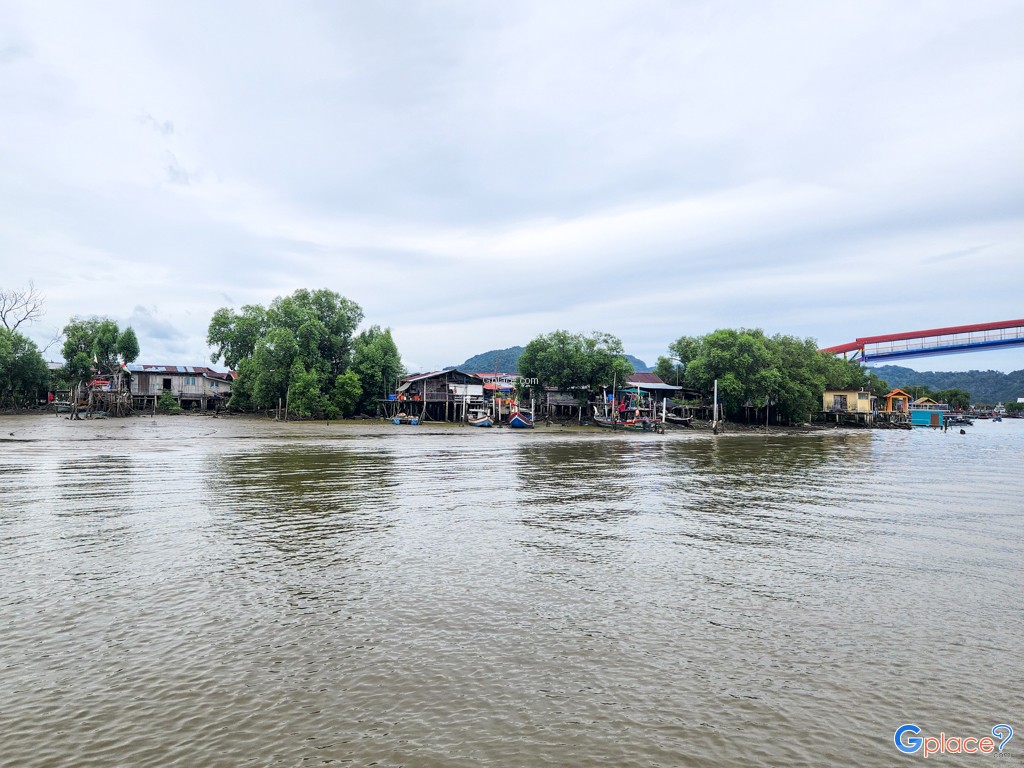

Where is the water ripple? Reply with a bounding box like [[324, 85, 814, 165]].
[[1, 417, 1022, 767]]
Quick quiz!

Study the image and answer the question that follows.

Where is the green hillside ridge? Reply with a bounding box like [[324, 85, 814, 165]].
[[870, 365, 1024, 405], [452, 347, 651, 374]]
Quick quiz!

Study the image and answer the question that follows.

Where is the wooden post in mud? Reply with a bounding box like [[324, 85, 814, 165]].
[[712, 379, 719, 435]]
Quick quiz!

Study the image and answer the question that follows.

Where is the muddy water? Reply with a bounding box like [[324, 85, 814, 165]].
[[1, 415, 1021, 766]]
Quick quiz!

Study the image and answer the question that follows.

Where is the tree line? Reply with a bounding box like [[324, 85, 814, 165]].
[[517, 327, 875, 424], [0, 283, 403, 418], [3, 280, 1007, 421]]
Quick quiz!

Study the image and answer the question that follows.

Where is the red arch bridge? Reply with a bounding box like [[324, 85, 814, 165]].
[[820, 319, 1024, 363]]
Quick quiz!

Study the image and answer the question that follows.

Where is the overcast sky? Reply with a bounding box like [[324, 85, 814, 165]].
[[2, 1, 1022, 374]]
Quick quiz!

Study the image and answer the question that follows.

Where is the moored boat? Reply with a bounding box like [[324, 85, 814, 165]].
[[508, 409, 534, 428], [468, 410, 492, 427], [392, 413, 420, 425], [592, 413, 664, 433]]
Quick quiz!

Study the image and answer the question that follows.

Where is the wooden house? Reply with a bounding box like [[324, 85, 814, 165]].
[[128, 364, 233, 411], [392, 369, 484, 422], [823, 388, 875, 414], [822, 387, 875, 425], [625, 373, 681, 404]]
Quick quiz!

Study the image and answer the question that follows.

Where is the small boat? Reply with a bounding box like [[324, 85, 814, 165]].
[[392, 413, 420, 425], [592, 413, 664, 433], [508, 409, 534, 428], [992, 416, 1002, 422], [468, 410, 492, 427], [664, 413, 693, 428]]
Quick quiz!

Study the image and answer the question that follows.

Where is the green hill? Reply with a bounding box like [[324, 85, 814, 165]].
[[455, 347, 524, 373], [625, 355, 651, 373], [870, 365, 1024, 404], [451, 347, 651, 374]]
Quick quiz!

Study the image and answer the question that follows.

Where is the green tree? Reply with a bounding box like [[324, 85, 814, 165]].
[[117, 327, 140, 364], [0, 328, 48, 407], [157, 389, 182, 414], [207, 304, 268, 369], [519, 330, 633, 395], [288, 360, 326, 418], [665, 328, 874, 423], [933, 388, 971, 410], [351, 326, 405, 415], [331, 369, 362, 418], [208, 288, 368, 417], [683, 328, 779, 419], [1005, 401, 1023, 416], [60, 317, 140, 383]]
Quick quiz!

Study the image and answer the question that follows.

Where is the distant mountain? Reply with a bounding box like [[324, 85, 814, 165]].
[[870, 365, 1024, 405], [455, 346, 524, 373], [451, 347, 651, 374], [625, 355, 651, 373]]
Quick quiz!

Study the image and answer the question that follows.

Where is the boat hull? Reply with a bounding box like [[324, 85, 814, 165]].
[[508, 411, 533, 428], [468, 415, 492, 427], [664, 414, 693, 428], [593, 415, 663, 433]]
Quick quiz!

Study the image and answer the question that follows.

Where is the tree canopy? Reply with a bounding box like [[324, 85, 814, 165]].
[[60, 317, 140, 383], [208, 288, 396, 418], [519, 330, 633, 395], [0, 328, 48, 407], [351, 325, 405, 415], [661, 328, 870, 423]]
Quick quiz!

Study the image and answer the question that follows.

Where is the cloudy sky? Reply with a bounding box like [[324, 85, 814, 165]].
[[2, 1, 1022, 373]]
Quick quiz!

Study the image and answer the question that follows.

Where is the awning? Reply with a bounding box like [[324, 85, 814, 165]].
[[624, 382, 680, 391]]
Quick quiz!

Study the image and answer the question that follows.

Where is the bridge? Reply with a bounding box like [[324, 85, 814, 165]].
[[820, 319, 1024, 363]]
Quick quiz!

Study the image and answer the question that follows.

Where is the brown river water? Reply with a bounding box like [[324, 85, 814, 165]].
[[1, 414, 1022, 767]]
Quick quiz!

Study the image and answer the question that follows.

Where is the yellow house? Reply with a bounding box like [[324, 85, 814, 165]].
[[883, 388, 912, 413], [823, 388, 874, 414]]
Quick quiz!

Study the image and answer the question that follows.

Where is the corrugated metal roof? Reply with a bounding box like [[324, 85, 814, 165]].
[[126, 364, 230, 376], [627, 373, 667, 384]]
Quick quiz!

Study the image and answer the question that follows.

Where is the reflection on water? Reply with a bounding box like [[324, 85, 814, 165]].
[[0, 417, 1022, 767], [213, 445, 398, 566]]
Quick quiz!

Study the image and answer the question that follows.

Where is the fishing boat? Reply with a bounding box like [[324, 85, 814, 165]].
[[664, 413, 693, 428], [508, 409, 534, 428], [592, 410, 664, 433], [467, 409, 492, 427], [392, 413, 420, 425]]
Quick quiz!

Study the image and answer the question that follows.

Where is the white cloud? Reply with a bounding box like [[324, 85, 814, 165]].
[[1, 0, 1022, 374]]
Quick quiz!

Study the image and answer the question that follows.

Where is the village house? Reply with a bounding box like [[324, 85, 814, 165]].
[[392, 369, 485, 422], [625, 373, 682, 404], [128, 364, 233, 411], [822, 387, 876, 425]]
